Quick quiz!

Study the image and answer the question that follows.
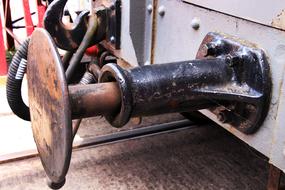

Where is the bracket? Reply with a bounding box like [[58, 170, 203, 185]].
[[196, 32, 272, 134]]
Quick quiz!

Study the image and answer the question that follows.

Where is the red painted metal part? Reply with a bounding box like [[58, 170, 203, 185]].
[[22, 0, 34, 35], [36, 0, 46, 27], [0, 14, 8, 75], [3, 0, 14, 49], [0, 0, 47, 75], [85, 45, 99, 56]]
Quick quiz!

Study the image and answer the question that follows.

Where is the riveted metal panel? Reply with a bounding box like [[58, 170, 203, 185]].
[[183, 0, 285, 30], [153, 0, 285, 170]]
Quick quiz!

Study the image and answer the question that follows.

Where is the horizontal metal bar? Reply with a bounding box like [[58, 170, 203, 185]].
[[69, 83, 121, 119], [73, 119, 203, 149], [12, 12, 36, 24], [0, 119, 203, 164]]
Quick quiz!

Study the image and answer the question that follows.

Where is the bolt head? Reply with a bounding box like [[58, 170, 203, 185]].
[[191, 17, 200, 30], [217, 113, 227, 123], [225, 55, 234, 67], [147, 4, 153, 14], [158, 6, 166, 16], [110, 36, 116, 44]]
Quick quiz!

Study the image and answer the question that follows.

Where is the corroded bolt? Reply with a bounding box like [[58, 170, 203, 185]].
[[226, 54, 244, 67], [217, 112, 227, 123], [217, 111, 232, 123], [225, 55, 233, 67]]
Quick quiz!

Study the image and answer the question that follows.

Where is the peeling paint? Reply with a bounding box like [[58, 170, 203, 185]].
[[272, 10, 285, 30]]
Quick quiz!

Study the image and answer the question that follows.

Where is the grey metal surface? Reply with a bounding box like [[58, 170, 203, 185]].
[[129, 0, 146, 65], [115, 0, 285, 171], [115, 0, 140, 66], [129, 0, 153, 66], [183, 0, 285, 31], [270, 73, 285, 171], [148, 0, 285, 171]]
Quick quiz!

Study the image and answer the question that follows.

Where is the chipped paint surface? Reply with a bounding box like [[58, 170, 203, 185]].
[[272, 10, 285, 30]]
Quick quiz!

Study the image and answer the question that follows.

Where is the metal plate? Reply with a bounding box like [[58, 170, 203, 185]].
[[183, 0, 285, 31], [27, 28, 72, 184], [196, 32, 271, 134], [152, 0, 285, 167]]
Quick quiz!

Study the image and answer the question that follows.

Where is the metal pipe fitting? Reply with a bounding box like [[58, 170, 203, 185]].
[[26, 29, 271, 188]]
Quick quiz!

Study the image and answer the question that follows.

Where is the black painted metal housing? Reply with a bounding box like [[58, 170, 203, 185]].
[[100, 33, 271, 134]]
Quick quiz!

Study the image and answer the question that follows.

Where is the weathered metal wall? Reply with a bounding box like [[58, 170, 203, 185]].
[[116, 0, 285, 171], [183, 0, 285, 31]]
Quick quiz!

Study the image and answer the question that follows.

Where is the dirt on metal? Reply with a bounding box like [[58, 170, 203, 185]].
[[27, 28, 72, 184]]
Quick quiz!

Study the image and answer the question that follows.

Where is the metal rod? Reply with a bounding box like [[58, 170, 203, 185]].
[[12, 25, 37, 29], [3, 0, 15, 49], [88, 63, 101, 80], [69, 82, 121, 119], [0, 119, 199, 164], [73, 119, 197, 149], [12, 12, 36, 24], [62, 51, 74, 71], [4, 28, 21, 44], [72, 69, 98, 138], [72, 119, 82, 139], [66, 15, 98, 82]]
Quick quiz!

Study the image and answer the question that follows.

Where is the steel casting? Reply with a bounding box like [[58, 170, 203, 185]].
[[44, 0, 121, 51], [26, 28, 271, 188]]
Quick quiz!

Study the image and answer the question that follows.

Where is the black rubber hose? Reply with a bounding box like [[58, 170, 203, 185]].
[[6, 38, 30, 121]]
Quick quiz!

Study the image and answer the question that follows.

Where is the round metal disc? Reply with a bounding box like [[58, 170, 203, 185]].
[[27, 28, 72, 184]]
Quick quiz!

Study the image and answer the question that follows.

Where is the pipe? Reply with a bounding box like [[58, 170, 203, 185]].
[[65, 15, 98, 82], [99, 59, 230, 127], [72, 70, 97, 138], [69, 82, 121, 119], [6, 38, 30, 121]]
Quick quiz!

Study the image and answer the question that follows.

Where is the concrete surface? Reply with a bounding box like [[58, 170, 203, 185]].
[[0, 78, 277, 190], [0, 77, 35, 161], [0, 121, 271, 190]]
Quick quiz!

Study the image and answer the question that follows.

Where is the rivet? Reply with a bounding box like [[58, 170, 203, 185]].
[[147, 4, 153, 14], [191, 17, 200, 30], [158, 6, 166, 17], [110, 36, 116, 44], [217, 111, 232, 124]]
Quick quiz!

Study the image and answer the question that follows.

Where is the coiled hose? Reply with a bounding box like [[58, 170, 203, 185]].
[[6, 38, 30, 121]]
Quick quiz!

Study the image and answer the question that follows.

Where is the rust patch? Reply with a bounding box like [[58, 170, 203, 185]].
[[272, 9, 285, 30], [27, 28, 72, 184], [150, 0, 158, 64]]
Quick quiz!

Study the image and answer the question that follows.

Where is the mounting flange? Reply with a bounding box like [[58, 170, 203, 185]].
[[196, 32, 272, 134]]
